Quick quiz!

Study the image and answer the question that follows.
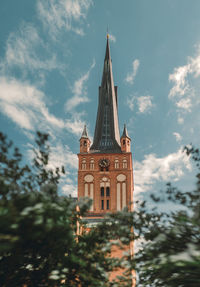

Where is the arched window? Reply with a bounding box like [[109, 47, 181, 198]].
[[82, 158, 86, 170], [100, 177, 110, 211], [90, 158, 94, 170], [122, 159, 127, 169], [114, 158, 119, 169]]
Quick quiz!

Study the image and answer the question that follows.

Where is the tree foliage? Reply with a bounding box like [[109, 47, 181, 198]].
[[0, 132, 199, 287], [0, 132, 133, 287], [133, 146, 200, 287]]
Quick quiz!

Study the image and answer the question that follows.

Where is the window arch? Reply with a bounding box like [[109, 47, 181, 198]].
[[100, 177, 110, 210], [84, 174, 94, 211], [82, 158, 86, 170], [114, 158, 119, 169], [122, 158, 127, 169], [90, 158, 94, 170]]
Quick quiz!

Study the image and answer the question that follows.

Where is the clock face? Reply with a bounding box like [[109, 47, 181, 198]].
[[99, 158, 110, 168]]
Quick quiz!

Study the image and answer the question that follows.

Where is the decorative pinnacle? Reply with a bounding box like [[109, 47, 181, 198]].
[[121, 124, 131, 139], [81, 124, 89, 139]]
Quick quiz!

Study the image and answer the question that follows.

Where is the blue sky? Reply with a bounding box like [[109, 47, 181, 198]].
[[0, 0, 199, 199]]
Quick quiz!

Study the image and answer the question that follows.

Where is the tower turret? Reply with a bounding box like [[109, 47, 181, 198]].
[[121, 124, 131, 152], [79, 125, 90, 153]]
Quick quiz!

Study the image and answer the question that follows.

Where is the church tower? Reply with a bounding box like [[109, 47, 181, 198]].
[[78, 34, 134, 217], [77, 35, 134, 285]]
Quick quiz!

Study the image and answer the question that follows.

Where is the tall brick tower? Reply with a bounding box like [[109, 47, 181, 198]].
[[78, 35, 134, 217], [77, 34, 134, 285]]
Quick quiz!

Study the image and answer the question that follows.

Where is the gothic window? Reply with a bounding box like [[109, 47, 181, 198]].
[[90, 158, 94, 170], [123, 139, 125, 145], [122, 159, 127, 169], [116, 174, 127, 211], [84, 174, 94, 212], [100, 177, 110, 211], [106, 187, 110, 196], [115, 159, 119, 169], [84, 140, 87, 146], [82, 158, 86, 170]]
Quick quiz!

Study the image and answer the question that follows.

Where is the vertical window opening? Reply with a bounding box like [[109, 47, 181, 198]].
[[123, 139, 125, 145], [106, 187, 110, 196], [101, 187, 104, 197], [101, 200, 104, 210], [107, 200, 109, 210]]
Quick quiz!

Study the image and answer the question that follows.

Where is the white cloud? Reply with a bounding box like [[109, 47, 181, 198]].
[[62, 183, 77, 197], [176, 98, 192, 111], [169, 65, 190, 99], [0, 77, 65, 131], [1, 23, 58, 74], [27, 141, 78, 197], [173, 132, 182, 142], [0, 77, 89, 138], [65, 112, 86, 136], [137, 95, 154, 113], [37, 0, 92, 38], [127, 94, 154, 114], [48, 143, 78, 170], [169, 45, 200, 118], [65, 60, 95, 111], [134, 148, 191, 195], [125, 59, 140, 85]]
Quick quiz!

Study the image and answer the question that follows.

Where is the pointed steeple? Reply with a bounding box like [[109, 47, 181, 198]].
[[120, 124, 131, 153], [81, 124, 89, 139], [121, 124, 131, 140], [80, 125, 90, 153], [105, 33, 111, 61], [90, 35, 121, 152]]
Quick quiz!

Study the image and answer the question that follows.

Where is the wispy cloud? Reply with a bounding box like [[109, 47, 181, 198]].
[[37, 0, 93, 39], [48, 143, 78, 170], [0, 77, 65, 132], [1, 23, 58, 76], [65, 59, 95, 111], [127, 94, 154, 114], [169, 45, 200, 119], [173, 132, 182, 142], [134, 148, 191, 195], [125, 59, 140, 85], [65, 112, 87, 136], [0, 76, 89, 138], [27, 141, 78, 197]]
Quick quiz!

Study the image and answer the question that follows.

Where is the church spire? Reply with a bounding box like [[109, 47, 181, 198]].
[[90, 35, 121, 152], [81, 124, 89, 139]]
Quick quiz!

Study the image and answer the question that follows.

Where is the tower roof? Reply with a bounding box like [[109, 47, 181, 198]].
[[121, 124, 131, 140], [90, 36, 121, 153], [80, 125, 89, 139]]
